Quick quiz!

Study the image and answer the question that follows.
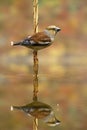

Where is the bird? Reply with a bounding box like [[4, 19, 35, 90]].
[[11, 101, 60, 126], [11, 25, 61, 50]]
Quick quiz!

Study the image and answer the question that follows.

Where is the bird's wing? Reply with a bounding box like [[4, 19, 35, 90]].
[[29, 32, 51, 44]]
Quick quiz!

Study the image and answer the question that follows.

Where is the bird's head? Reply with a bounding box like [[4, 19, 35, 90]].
[[46, 117, 61, 126], [43, 110, 61, 126], [46, 25, 61, 36]]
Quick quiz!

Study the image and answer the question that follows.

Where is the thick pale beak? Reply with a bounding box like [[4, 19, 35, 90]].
[[46, 118, 61, 126]]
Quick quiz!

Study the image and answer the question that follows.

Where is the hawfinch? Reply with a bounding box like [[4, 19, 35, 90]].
[[11, 101, 60, 126], [11, 25, 61, 50]]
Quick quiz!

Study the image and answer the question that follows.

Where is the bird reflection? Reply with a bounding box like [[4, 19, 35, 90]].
[[11, 101, 60, 126]]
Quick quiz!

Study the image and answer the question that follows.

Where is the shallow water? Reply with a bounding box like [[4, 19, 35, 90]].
[[0, 50, 87, 130]]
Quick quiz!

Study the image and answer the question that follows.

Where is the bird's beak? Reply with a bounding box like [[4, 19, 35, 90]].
[[46, 118, 61, 126], [56, 27, 61, 32]]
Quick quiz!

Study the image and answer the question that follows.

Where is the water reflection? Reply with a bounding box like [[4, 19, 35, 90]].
[[0, 71, 87, 130], [11, 101, 60, 126]]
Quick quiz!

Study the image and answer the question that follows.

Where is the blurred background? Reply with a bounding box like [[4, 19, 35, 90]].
[[0, 0, 87, 130]]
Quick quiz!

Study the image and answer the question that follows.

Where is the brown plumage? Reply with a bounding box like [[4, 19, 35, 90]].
[[30, 32, 51, 43], [11, 25, 61, 50], [11, 101, 60, 126]]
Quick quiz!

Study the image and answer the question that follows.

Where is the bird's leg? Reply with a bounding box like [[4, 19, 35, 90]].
[[33, 50, 38, 101]]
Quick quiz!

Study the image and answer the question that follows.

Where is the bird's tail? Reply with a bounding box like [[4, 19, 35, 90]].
[[11, 41, 22, 46], [11, 105, 23, 111]]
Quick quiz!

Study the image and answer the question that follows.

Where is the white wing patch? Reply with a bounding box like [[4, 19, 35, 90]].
[[38, 41, 51, 44]]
